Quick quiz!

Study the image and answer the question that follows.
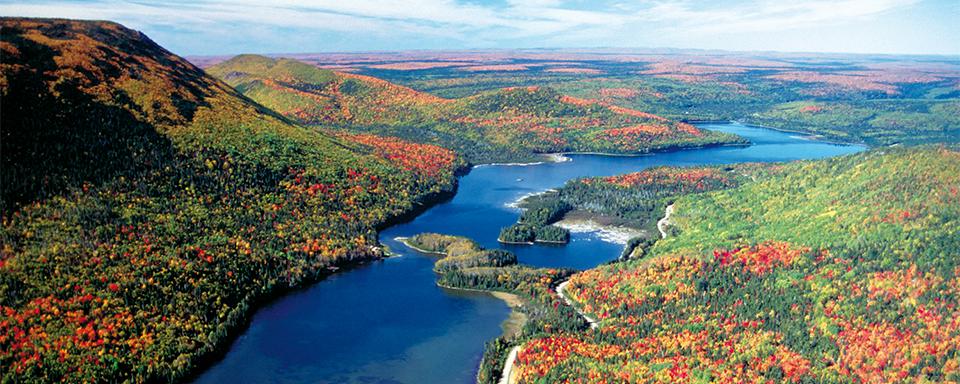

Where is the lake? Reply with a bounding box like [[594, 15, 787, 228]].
[[192, 123, 864, 383]]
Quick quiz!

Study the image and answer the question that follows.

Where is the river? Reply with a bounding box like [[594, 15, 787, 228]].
[[192, 123, 864, 383]]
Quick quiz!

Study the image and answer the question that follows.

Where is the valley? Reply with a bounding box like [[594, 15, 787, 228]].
[[1, 16, 958, 384], [191, 123, 865, 383]]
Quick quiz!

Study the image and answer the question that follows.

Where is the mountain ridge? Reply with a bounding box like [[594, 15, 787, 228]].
[[207, 54, 746, 163], [0, 17, 461, 382]]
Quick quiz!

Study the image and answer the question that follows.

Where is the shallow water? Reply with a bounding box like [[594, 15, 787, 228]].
[[192, 123, 864, 384]]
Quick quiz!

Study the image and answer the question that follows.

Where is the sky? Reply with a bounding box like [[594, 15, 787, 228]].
[[1, 0, 958, 56]]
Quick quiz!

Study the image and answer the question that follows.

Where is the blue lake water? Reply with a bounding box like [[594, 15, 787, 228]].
[[192, 123, 864, 384]]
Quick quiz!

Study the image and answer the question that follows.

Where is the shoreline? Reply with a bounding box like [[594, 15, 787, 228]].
[[685, 118, 869, 148], [505, 188, 556, 209], [186, 122, 861, 382], [396, 238, 529, 339], [473, 153, 571, 168], [497, 238, 535, 245], [553, 218, 646, 245], [730, 120, 869, 147], [497, 238, 571, 245], [394, 236, 448, 256], [474, 131, 765, 170], [679, 119, 731, 124], [550, 140, 752, 159], [468, 120, 852, 173], [491, 292, 528, 338], [181, 185, 459, 383], [534, 239, 568, 244], [436, 282, 528, 338]]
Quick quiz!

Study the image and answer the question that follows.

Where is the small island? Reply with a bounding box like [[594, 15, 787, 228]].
[[400, 233, 589, 384], [498, 199, 572, 244]]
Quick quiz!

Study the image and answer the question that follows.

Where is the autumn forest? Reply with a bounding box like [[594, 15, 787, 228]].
[[1, 14, 959, 384]]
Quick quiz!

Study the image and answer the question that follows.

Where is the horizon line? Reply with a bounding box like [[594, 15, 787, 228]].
[[183, 46, 960, 60]]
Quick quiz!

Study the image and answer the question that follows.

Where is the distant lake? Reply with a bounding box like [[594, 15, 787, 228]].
[[192, 123, 864, 384]]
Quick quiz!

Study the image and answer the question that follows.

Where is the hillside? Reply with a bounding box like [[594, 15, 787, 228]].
[[238, 50, 959, 147], [499, 163, 781, 245], [751, 100, 960, 145], [0, 18, 459, 382], [509, 147, 960, 382], [206, 55, 745, 163]]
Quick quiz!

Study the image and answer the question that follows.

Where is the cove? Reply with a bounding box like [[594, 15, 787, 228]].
[[191, 123, 864, 384]]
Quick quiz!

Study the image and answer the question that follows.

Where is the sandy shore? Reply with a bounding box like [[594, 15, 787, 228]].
[[398, 239, 529, 338], [435, 281, 530, 339], [491, 291, 527, 338], [553, 218, 646, 244]]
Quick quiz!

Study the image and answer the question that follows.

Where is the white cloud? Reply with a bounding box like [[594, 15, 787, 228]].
[[0, 0, 943, 54], [635, 0, 920, 34]]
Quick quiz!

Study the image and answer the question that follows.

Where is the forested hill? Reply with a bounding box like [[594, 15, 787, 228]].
[[0, 18, 459, 382], [499, 163, 782, 245], [512, 146, 960, 383], [206, 55, 745, 163]]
